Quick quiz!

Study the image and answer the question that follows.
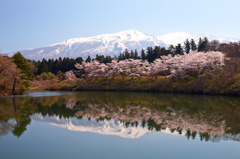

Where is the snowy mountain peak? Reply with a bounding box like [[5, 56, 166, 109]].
[[95, 29, 151, 41], [116, 29, 142, 35], [159, 31, 192, 37], [158, 31, 239, 46], [117, 29, 147, 37], [9, 30, 239, 60], [158, 32, 194, 46], [52, 29, 148, 47]]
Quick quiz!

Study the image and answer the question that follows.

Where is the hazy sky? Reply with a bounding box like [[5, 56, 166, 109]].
[[1, 0, 240, 53]]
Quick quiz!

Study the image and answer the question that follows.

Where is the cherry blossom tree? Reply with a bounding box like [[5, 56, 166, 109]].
[[65, 70, 76, 81], [74, 51, 226, 81]]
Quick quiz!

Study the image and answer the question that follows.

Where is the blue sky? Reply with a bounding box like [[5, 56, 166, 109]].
[[0, 0, 240, 53]]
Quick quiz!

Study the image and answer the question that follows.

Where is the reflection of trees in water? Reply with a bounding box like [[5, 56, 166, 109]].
[[69, 92, 240, 142], [12, 117, 31, 137], [0, 97, 36, 137], [0, 91, 240, 141], [73, 103, 226, 141], [0, 95, 77, 137]]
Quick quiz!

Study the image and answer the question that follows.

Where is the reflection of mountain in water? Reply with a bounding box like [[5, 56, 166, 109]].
[[0, 119, 16, 136], [32, 114, 150, 138], [1, 91, 240, 141], [31, 114, 240, 142], [73, 103, 226, 137]]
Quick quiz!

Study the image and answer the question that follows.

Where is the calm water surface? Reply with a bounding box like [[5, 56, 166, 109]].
[[1, 91, 240, 159]]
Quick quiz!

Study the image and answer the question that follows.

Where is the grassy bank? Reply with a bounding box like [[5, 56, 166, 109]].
[[32, 71, 240, 96]]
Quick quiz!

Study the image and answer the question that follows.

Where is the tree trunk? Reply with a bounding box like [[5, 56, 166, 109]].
[[12, 78, 17, 95]]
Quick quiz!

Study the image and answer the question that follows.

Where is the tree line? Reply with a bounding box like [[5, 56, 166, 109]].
[[33, 37, 228, 75]]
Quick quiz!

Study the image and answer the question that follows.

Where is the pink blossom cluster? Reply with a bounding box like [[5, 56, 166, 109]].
[[164, 51, 225, 78], [75, 51, 225, 80], [65, 70, 76, 80]]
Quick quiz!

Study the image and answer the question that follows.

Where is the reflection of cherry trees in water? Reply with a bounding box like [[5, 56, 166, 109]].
[[73, 102, 226, 142], [1, 91, 240, 142], [64, 93, 240, 142]]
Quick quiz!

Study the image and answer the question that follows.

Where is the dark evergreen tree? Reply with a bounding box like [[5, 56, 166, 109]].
[[52, 58, 62, 74], [124, 49, 130, 59], [175, 44, 184, 55], [95, 54, 100, 61], [58, 57, 63, 63], [47, 59, 54, 73], [153, 46, 161, 59], [198, 38, 204, 52], [134, 49, 138, 59], [198, 37, 209, 52], [203, 37, 209, 52], [69, 58, 75, 70], [38, 58, 49, 74], [130, 50, 134, 59], [141, 49, 146, 60], [12, 52, 33, 80], [190, 39, 197, 51], [118, 53, 123, 61], [61, 57, 73, 72], [102, 55, 112, 63], [61, 58, 66, 72], [85, 56, 91, 62], [168, 45, 175, 56], [160, 47, 168, 56], [184, 39, 190, 54], [146, 46, 154, 62], [33, 60, 41, 72]]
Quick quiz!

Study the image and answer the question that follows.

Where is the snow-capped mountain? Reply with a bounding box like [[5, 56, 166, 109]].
[[9, 30, 239, 60], [157, 32, 238, 46]]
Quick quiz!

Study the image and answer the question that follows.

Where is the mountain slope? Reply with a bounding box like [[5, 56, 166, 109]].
[[10, 30, 166, 60], [9, 30, 239, 60], [157, 32, 239, 46]]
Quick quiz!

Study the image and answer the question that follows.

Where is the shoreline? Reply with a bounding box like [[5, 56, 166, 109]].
[[30, 77, 240, 97]]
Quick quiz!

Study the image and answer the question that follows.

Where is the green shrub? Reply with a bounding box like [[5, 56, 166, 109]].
[[41, 72, 57, 80]]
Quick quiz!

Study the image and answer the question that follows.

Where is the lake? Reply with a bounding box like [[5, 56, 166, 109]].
[[1, 91, 240, 159]]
